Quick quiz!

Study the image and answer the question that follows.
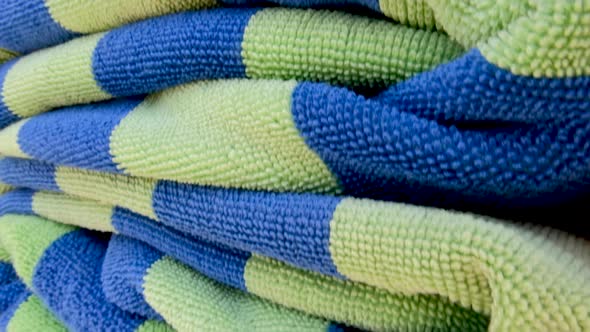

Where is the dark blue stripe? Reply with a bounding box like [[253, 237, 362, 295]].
[[0, 158, 59, 192], [32, 230, 146, 331], [112, 208, 250, 291], [0, 189, 34, 217], [153, 181, 343, 278], [0, 59, 21, 129], [18, 98, 142, 173], [93, 8, 256, 97], [0, 0, 78, 54], [102, 235, 163, 319]]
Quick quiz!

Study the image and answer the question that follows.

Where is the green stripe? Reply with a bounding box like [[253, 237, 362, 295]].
[[477, 0, 588, 77], [7, 295, 66, 332], [0, 119, 31, 159], [0, 214, 74, 286], [134, 320, 174, 332], [110, 80, 340, 194], [244, 253, 488, 331], [55, 166, 157, 219], [32, 191, 115, 233], [0, 246, 10, 263], [394, 0, 588, 77], [329, 198, 590, 331], [378, 0, 439, 30], [2, 33, 110, 118], [330, 198, 492, 314], [46, 0, 217, 34], [143, 256, 330, 332], [243, 8, 463, 87]]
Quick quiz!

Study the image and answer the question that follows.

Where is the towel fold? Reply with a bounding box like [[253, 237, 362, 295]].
[[0, 1, 588, 331], [1, 163, 589, 330]]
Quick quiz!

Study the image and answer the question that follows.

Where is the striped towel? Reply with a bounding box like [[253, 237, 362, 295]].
[[0, 1, 588, 331]]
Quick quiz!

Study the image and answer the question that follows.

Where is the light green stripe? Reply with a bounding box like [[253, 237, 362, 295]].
[[143, 256, 329, 332], [32, 191, 115, 233], [391, 0, 588, 77], [244, 254, 488, 331], [7, 295, 66, 332], [477, 0, 589, 77], [0, 214, 74, 286], [329, 198, 590, 331], [243, 8, 463, 87], [135, 320, 174, 332], [2, 33, 110, 118], [111, 80, 340, 194], [419, 0, 525, 48], [0, 246, 10, 263], [55, 166, 157, 219], [378, 0, 439, 30], [0, 119, 31, 159], [0, 48, 17, 64], [47, 0, 217, 34]]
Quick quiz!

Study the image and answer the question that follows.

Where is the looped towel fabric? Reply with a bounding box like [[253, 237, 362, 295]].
[[0, 1, 589, 332]]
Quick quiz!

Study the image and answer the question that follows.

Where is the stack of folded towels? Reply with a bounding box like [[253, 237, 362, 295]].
[[0, 0, 589, 331]]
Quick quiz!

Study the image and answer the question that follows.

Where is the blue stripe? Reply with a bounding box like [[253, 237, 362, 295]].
[[223, 0, 380, 11], [0, 189, 34, 217], [0, 0, 78, 54], [32, 230, 145, 332], [0, 262, 28, 316], [153, 181, 344, 278], [375, 49, 590, 124], [102, 235, 163, 319], [0, 290, 30, 331], [0, 1, 384, 56], [0, 158, 59, 192], [0, 59, 21, 129], [18, 98, 142, 173], [0, 263, 18, 284], [93, 8, 256, 97], [112, 208, 250, 291], [290, 79, 590, 211], [0, 281, 27, 315]]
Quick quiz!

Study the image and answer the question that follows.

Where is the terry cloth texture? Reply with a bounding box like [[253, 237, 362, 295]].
[[0, 1, 589, 332]]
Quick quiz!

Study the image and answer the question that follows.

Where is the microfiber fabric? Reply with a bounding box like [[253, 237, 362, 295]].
[[0, 211, 357, 332], [0, 185, 589, 331], [0, 2, 588, 125], [0, 189, 490, 331], [1, 0, 588, 78], [0, 1, 589, 332], [0, 165, 590, 330], [0, 74, 588, 226], [0, 7, 463, 125]]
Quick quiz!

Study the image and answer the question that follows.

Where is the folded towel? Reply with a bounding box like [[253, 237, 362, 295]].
[[0, 206, 489, 331], [1, 75, 588, 227], [2, 0, 588, 78], [0, 1, 588, 331], [0, 161, 589, 331], [0, 7, 463, 128]]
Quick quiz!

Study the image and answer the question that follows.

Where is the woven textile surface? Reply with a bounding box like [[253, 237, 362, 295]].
[[0, 1, 589, 331]]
